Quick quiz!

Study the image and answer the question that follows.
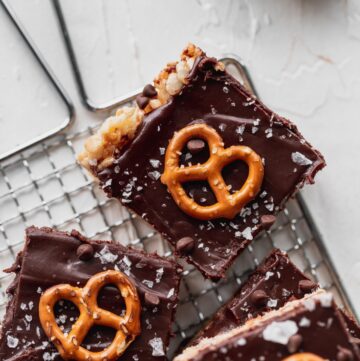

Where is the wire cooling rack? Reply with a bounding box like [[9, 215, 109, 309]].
[[0, 2, 357, 359]]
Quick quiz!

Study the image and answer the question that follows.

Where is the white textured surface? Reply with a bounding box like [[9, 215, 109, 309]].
[[1, 0, 359, 313]]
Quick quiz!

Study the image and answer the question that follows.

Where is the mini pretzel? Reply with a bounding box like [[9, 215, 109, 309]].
[[282, 353, 327, 361], [39, 270, 141, 361], [161, 123, 264, 220]]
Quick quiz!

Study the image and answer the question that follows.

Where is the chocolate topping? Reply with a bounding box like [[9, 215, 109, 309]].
[[96, 55, 325, 279], [136, 94, 150, 109], [337, 347, 354, 361], [189, 249, 360, 347], [287, 334, 303, 353], [250, 290, 269, 307], [144, 292, 160, 306], [176, 237, 195, 254], [176, 295, 360, 361], [76, 243, 94, 261], [186, 139, 206, 154], [143, 84, 157, 98], [0, 227, 181, 361], [299, 279, 317, 294], [261, 214, 277, 229]]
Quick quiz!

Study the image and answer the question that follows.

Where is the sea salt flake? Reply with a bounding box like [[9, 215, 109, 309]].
[[236, 125, 245, 135], [148, 171, 161, 181], [237, 337, 247, 346], [299, 317, 311, 327], [167, 288, 175, 299], [149, 159, 160, 168], [265, 271, 274, 280], [318, 293, 333, 307], [155, 268, 164, 283], [263, 320, 298, 345], [291, 152, 313, 166], [242, 227, 253, 240], [303, 298, 316, 311], [7, 335, 19, 348], [267, 298, 278, 308], [143, 280, 154, 288], [149, 337, 165, 356], [95, 246, 118, 264], [159, 147, 165, 155]]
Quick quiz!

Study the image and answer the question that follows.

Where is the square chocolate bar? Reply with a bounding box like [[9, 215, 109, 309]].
[[79, 44, 325, 279], [190, 249, 360, 345], [175, 292, 360, 361], [0, 227, 181, 361]]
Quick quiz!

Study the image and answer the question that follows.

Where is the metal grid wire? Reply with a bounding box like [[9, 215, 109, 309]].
[[0, 2, 356, 357], [0, 122, 351, 357]]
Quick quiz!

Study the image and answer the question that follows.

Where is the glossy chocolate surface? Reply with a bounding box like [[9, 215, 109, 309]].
[[97, 56, 325, 278], [190, 249, 360, 345], [182, 297, 360, 361], [0, 227, 181, 361], [190, 249, 316, 344]]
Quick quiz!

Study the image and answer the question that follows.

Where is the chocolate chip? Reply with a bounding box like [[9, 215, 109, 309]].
[[144, 292, 160, 306], [136, 94, 150, 109], [76, 244, 94, 261], [187, 139, 206, 154], [250, 290, 269, 307], [287, 334, 303, 353], [143, 84, 157, 97], [298, 279, 317, 294], [337, 347, 353, 361], [260, 214, 276, 230], [176, 237, 195, 254]]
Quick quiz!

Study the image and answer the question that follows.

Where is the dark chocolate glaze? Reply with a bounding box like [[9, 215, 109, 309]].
[[96, 56, 325, 279], [0, 227, 181, 361], [189, 249, 315, 344], [185, 298, 360, 361], [189, 249, 360, 345]]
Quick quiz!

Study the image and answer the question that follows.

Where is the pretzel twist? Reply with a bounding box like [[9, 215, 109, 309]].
[[282, 353, 327, 361], [39, 270, 141, 361], [161, 123, 264, 220]]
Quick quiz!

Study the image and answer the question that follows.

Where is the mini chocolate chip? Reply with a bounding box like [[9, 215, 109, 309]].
[[136, 94, 150, 109], [260, 214, 276, 229], [187, 139, 206, 154], [287, 334, 303, 353], [298, 279, 317, 294], [250, 290, 269, 307], [76, 244, 94, 261], [337, 347, 353, 361], [143, 84, 157, 97], [144, 292, 160, 306], [176, 237, 195, 254]]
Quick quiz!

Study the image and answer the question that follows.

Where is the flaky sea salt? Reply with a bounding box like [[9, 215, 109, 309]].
[[7, 335, 19, 348], [155, 268, 164, 283], [263, 320, 298, 345], [291, 152, 313, 166], [143, 280, 154, 288], [318, 293, 333, 307], [149, 337, 165, 356], [95, 246, 118, 264], [148, 171, 161, 181], [236, 125, 245, 135], [267, 298, 278, 308], [149, 159, 160, 168], [167, 288, 175, 299], [242, 227, 253, 241], [299, 317, 311, 327]]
